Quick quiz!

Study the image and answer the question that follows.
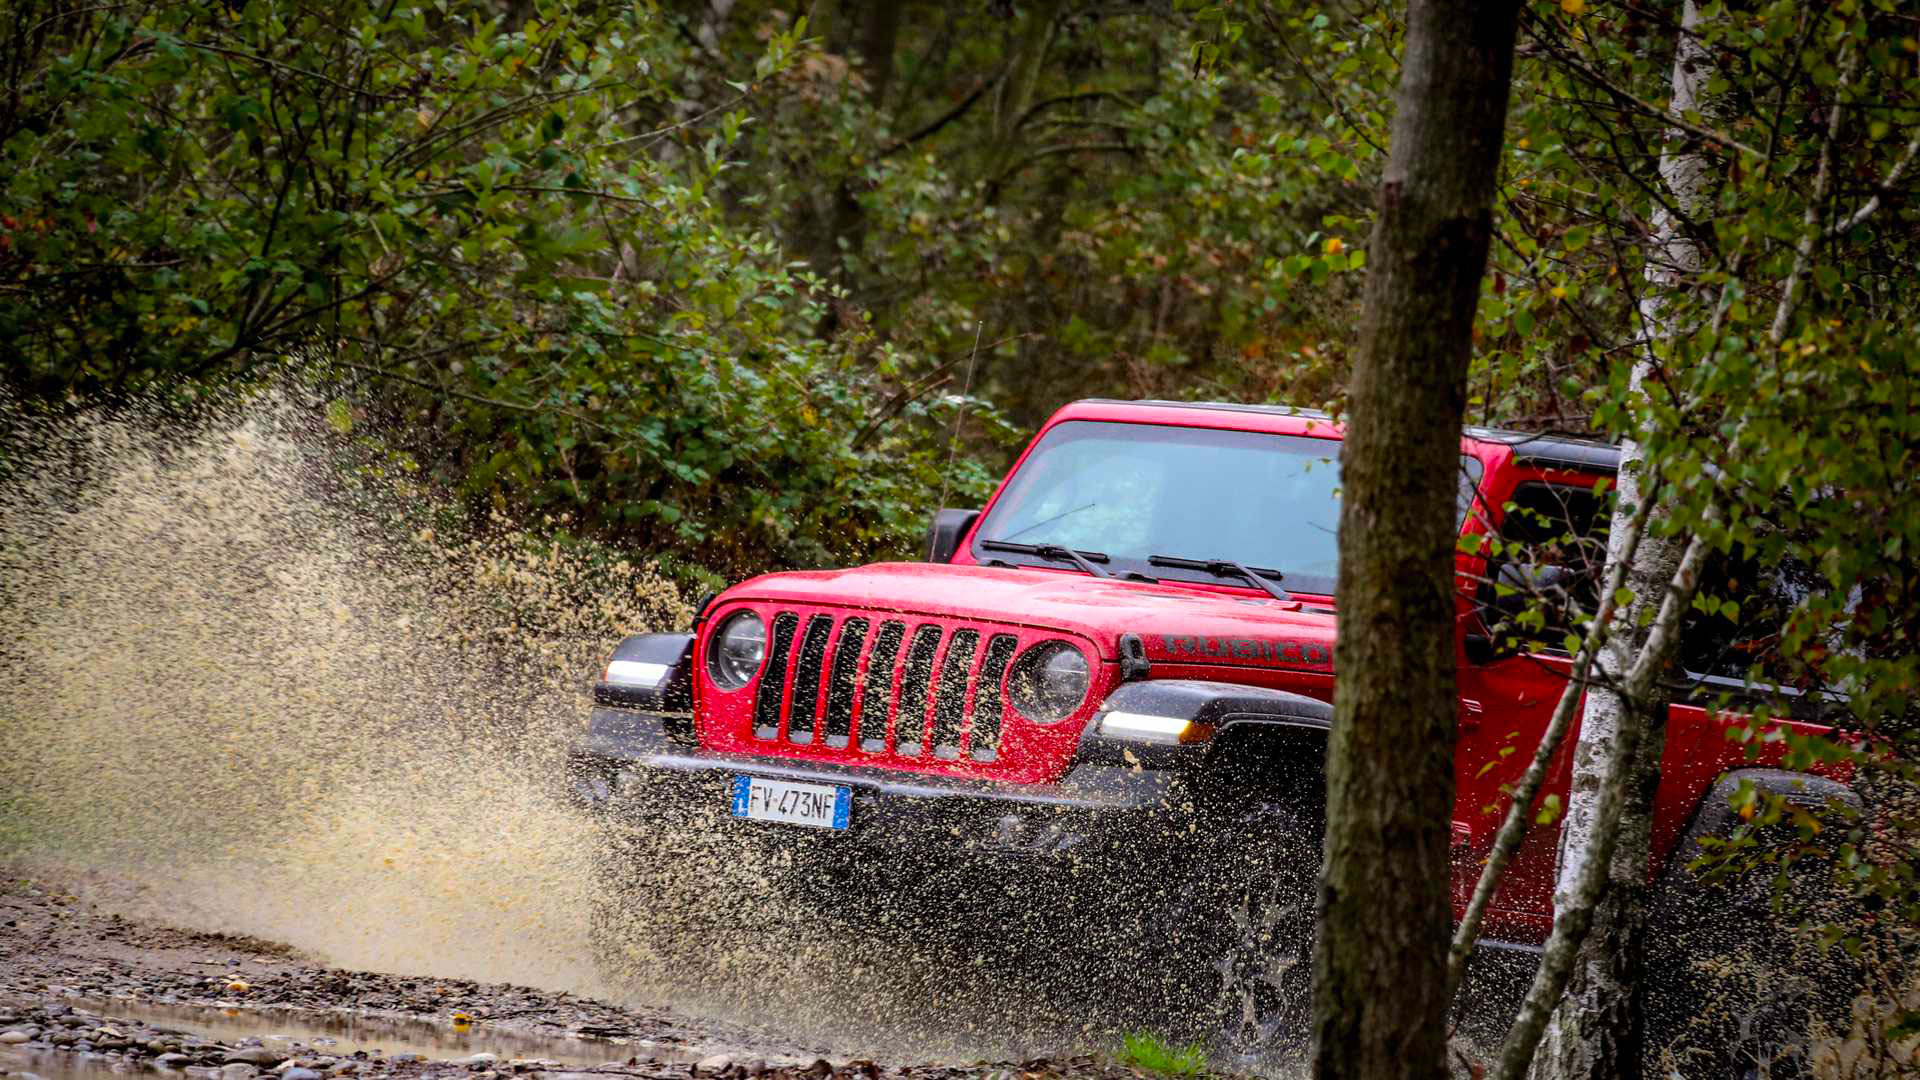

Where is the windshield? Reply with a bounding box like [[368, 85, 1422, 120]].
[[973, 420, 1346, 593]]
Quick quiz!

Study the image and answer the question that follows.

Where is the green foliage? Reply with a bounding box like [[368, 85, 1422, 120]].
[[1116, 1032, 1210, 1078], [0, 0, 1014, 576]]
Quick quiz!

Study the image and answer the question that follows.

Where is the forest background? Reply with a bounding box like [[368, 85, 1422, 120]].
[[5, 0, 1920, 1071]]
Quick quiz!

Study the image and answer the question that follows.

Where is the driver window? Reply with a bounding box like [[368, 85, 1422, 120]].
[[1478, 479, 1611, 654]]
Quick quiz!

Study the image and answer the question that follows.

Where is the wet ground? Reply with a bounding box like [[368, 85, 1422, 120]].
[[0, 875, 1155, 1080]]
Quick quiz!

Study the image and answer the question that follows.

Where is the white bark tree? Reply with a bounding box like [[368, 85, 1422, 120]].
[[1533, 3, 1716, 1074], [1468, 7, 1903, 1076]]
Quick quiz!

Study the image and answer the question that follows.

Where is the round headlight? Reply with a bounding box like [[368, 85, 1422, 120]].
[[1008, 641, 1092, 723], [706, 610, 767, 690]]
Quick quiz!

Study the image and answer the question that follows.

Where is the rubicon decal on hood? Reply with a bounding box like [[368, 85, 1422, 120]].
[[1157, 634, 1333, 666]]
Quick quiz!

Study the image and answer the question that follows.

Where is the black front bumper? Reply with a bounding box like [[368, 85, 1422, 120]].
[[569, 706, 1181, 866]]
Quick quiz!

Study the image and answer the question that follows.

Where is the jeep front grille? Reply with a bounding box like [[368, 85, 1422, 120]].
[[749, 610, 1022, 763]]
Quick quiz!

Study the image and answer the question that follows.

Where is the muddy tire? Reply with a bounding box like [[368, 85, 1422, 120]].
[[1208, 837, 1318, 1060], [1644, 771, 1860, 1079], [1144, 797, 1322, 1065]]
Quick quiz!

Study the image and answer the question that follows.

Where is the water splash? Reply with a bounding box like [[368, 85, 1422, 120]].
[[0, 388, 686, 994], [0, 388, 1118, 1065]]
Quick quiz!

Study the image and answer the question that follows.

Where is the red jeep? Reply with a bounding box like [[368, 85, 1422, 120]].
[[572, 399, 1848, 1061]]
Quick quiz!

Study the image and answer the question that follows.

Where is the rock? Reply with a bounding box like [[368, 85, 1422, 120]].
[[452, 1054, 499, 1066], [226, 1048, 287, 1067], [155, 1052, 196, 1069], [387, 1053, 422, 1064], [282, 1069, 323, 1080], [221, 1063, 261, 1080], [0, 1029, 37, 1044], [696, 1054, 735, 1073]]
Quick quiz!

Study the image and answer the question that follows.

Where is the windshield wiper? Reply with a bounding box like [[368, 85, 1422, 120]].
[[1148, 554, 1292, 601], [981, 539, 1113, 579]]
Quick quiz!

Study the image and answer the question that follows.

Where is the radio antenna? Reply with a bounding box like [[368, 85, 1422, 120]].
[[935, 319, 985, 513]]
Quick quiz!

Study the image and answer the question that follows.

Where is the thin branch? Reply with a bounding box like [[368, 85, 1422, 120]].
[[849, 333, 1026, 449], [995, 140, 1135, 180], [596, 91, 753, 150], [1491, 525, 1717, 1080], [1826, 124, 1920, 238], [1521, 13, 1765, 161], [1769, 47, 1855, 344], [171, 39, 411, 102], [1015, 88, 1139, 129], [880, 72, 1003, 157], [334, 360, 612, 432], [423, 183, 662, 208], [1260, 7, 1388, 157]]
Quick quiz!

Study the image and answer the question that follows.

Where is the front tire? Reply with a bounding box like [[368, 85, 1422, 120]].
[[1139, 795, 1323, 1066]]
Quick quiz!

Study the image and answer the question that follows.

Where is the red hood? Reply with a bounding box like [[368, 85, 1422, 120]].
[[719, 562, 1337, 671]]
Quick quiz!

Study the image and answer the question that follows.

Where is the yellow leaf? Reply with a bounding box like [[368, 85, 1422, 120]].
[[1323, 237, 1345, 255], [1550, 285, 1567, 299], [1561, 0, 1585, 14]]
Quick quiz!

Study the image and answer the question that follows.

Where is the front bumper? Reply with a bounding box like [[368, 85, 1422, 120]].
[[569, 705, 1181, 865]]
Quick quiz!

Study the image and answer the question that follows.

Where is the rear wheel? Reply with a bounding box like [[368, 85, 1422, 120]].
[[1644, 778, 1860, 1078]]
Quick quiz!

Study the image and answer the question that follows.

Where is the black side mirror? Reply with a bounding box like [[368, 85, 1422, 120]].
[[925, 507, 981, 563]]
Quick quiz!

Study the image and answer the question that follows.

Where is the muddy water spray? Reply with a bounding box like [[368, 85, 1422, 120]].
[[0, 393, 1114, 1063], [0, 392, 686, 992]]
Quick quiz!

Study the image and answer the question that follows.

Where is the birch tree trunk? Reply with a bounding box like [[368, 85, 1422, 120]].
[[1537, 5, 1716, 1076], [1310, 2, 1518, 1077]]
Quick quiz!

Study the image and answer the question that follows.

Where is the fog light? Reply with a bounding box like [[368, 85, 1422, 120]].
[[604, 659, 670, 687], [1098, 710, 1208, 744]]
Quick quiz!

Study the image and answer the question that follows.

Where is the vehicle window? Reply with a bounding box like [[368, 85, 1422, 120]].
[[1678, 549, 1822, 685], [974, 420, 1345, 593], [1478, 480, 1612, 653], [1459, 456, 1487, 527]]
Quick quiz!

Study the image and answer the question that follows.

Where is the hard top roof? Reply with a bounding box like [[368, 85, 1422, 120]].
[[1071, 398, 1620, 472]]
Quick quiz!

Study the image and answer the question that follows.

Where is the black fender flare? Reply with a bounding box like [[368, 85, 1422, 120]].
[[593, 632, 695, 713], [1660, 767, 1859, 887], [1075, 678, 1331, 784]]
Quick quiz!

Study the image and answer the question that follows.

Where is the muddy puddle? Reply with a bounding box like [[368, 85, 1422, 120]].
[[0, 997, 673, 1078]]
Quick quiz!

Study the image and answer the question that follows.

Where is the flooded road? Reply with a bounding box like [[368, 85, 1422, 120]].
[[4, 997, 662, 1067], [0, 874, 1158, 1080]]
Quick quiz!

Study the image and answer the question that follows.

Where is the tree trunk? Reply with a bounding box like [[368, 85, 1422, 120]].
[[1537, 6, 1716, 1075], [796, 0, 900, 321], [1310, 3, 1518, 1079], [983, 0, 1063, 201]]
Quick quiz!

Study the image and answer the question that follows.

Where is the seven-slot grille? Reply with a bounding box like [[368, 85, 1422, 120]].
[[750, 611, 1023, 762]]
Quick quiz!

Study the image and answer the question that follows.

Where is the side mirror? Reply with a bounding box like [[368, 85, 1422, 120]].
[[925, 507, 981, 563]]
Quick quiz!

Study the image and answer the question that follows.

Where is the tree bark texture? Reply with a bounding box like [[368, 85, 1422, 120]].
[[1538, 6, 1715, 1075], [1493, 528, 1714, 1080], [1310, 3, 1518, 1079]]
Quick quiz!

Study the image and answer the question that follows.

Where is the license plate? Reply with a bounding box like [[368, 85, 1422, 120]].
[[729, 775, 852, 831]]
